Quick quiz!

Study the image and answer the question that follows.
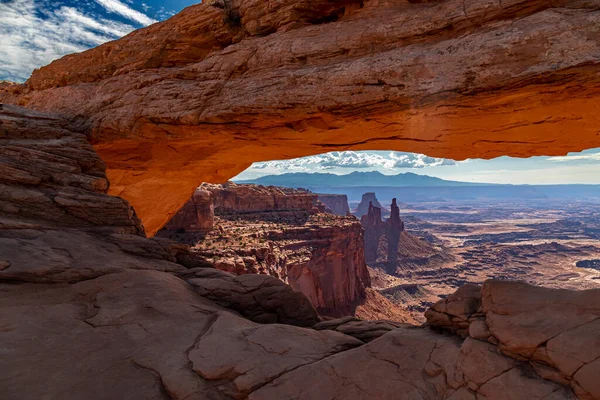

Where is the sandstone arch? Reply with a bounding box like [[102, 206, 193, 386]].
[[2, 2, 600, 399], [2, 0, 600, 235]]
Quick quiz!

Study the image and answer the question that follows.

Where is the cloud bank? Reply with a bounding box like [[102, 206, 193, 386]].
[[0, 0, 159, 82], [248, 151, 460, 174]]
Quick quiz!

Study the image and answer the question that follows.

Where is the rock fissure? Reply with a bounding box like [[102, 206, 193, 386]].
[[131, 359, 176, 400]]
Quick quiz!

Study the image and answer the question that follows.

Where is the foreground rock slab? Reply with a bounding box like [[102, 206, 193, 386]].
[[1, 270, 584, 400], [426, 280, 600, 399], [180, 268, 321, 327]]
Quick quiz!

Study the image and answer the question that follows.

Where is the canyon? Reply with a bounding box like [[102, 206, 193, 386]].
[[159, 182, 375, 318], [2, 106, 598, 397], [1, 0, 600, 399]]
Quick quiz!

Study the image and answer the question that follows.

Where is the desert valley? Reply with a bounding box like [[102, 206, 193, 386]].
[[158, 178, 600, 325], [1, 0, 600, 399]]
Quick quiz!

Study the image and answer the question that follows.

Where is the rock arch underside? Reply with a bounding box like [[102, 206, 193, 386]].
[[1, 0, 600, 399]]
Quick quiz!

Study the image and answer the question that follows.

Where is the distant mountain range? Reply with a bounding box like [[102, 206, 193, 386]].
[[235, 172, 600, 202], [236, 171, 490, 187]]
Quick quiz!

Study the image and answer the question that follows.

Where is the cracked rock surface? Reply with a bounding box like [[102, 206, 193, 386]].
[[181, 267, 321, 327], [426, 280, 600, 399]]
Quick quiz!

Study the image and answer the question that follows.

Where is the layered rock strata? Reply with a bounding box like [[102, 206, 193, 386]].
[[161, 183, 371, 316], [204, 182, 316, 217], [0, 105, 188, 283], [426, 281, 600, 399], [0, 104, 591, 399], [3, 0, 599, 234], [162, 188, 214, 232]]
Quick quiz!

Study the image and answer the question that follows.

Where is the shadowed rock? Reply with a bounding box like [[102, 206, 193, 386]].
[[180, 268, 321, 327], [426, 280, 600, 398]]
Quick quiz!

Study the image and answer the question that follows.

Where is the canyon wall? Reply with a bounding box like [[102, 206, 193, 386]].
[[273, 217, 371, 315], [162, 188, 215, 232], [204, 182, 316, 216], [2, 0, 599, 235], [317, 194, 351, 216], [160, 183, 371, 315]]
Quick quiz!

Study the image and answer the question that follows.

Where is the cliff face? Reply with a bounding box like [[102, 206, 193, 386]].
[[159, 183, 371, 316], [0, 105, 187, 283], [162, 188, 214, 232], [276, 216, 370, 315], [2, 0, 599, 235], [317, 194, 351, 216], [205, 182, 316, 216]]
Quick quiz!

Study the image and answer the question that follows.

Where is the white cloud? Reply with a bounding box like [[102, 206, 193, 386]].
[[0, 0, 154, 82], [95, 0, 157, 25], [390, 152, 457, 168], [244, 151, 459, 176], [547, 152, 600, 162]]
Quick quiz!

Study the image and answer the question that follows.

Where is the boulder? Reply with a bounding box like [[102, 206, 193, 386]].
[[180, 268, 321, 327]]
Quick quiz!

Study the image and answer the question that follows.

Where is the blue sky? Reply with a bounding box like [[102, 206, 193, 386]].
[[233, 149, 600, 185], [0, 0, 198, 81]]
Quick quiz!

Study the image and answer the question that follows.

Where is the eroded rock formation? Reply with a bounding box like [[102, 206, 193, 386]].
[[355, 192, 384, 218], [361, 197, 451, 276], [206, 182, 316, 217], [163, 188, 215, 232], [0, 104, 187, 283], [0, 87, 591, 400], [426, 281, 600, 399], [160, 183, 371, 316], [2, 0, 600, 398], [2, 0, 599, 234]]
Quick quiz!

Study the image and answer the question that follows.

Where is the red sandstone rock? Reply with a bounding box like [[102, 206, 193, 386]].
[[0, 1, 599, 398], [160, 183, 371, 316], [0, 104, 590, 400], [0, 104, 142, 235], [361, 197, 451, 275], [163, 188, 214, 232], [3, 0, 599, 235], [180, 268, 321, 327], [426, 280, 600, 398], [0, 105, 189, 282], [204, 182, 316, 217], [388, 198, 404, 231]]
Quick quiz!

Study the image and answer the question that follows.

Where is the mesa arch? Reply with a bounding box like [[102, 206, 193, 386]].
[[2, 0, 600, 235]]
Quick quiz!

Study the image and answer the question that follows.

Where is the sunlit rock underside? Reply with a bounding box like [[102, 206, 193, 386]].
[[1, 0, 599, 235]]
